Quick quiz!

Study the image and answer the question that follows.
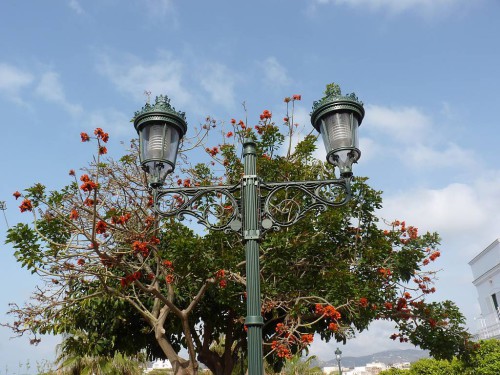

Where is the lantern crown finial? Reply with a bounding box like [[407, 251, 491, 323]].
[[133, 94, 186, 121], [311, 82, 363, 114]]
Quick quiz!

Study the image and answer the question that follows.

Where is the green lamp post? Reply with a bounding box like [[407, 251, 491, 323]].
[[134, 84, 364, 375], [335, 347, 342, 375]]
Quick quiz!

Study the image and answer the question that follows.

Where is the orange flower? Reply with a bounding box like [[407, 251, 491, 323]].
[[95, 220, 107, 234], [166, 274, 174, 284], [13, 191, 21, 200], [83, 198, 94, 206], [230, 118, 236, 124], [429, 251, 441, 261], [80, 174, 97, 192], [80, 132, 90, 142], [300, 334, 314, 344], [19, 198, 33, 212], [77, 258, 85, 266], [359, 297, 369, 308], [69, 169, 75, 176], [94, 128, 109, 142], [99, 146, 107, 155], [226, 131, 233, 138], [70, 209, 79, 220], [328, 322, 339, 332], [132, 241, 149, 257], [292, 94, 301, 100]]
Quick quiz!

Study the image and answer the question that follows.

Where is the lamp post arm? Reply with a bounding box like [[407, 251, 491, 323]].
[[260, 177, 352, 233]]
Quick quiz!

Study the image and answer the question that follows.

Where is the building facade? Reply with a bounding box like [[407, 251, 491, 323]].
[[469, 239, 500, 340]]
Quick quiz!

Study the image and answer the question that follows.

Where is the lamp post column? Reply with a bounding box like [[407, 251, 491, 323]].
[[242, 139, 264, 375]]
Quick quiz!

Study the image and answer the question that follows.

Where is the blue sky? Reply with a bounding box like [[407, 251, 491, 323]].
[[1, 0, 500, 371]]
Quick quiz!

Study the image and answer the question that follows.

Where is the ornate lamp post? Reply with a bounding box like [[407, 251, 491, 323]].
[[335, 347, 342, 374], [134, 86, 364, 375]]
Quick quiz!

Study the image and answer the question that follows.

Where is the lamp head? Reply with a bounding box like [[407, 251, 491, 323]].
[[133, 95, 187, 188], [311, 83, 364, 177]]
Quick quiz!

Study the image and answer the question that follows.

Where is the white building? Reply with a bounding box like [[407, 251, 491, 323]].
[[144, 358, 173, 373], [324, 362, 387, 375], [469, 239, 500, 340]]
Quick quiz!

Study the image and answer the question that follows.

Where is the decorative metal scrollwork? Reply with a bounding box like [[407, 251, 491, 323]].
[[260, 178, 351, 233], [153, 178, 351, 237], [154, 185, 242, 233]]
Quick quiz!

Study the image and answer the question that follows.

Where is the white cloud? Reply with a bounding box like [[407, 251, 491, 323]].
[[404, 142, 475, 170], [380, 175, 500, 260], [0, 63, 34, 102], [365, 104, 431, 143], [314, 0, 465, 14], [198, 63, 237, 110], [35, 71, 83, 116], [87, 108, 134, 138], [97, 52, 192, 108], [260, 57, 292, 88], [68, 0, 84, 14]]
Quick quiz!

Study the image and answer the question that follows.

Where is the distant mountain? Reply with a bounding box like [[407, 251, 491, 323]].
[[317, 349, 429, 368]]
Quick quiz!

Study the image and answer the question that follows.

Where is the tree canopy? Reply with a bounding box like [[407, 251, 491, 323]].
[[4, 89, 473, 375]]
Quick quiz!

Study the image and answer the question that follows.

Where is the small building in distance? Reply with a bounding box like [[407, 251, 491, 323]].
[[469, 238, 500, 340]]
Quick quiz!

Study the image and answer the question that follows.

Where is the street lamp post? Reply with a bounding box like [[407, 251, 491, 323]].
[[335, 347, 342, 375], [133, 86, 364, 375]]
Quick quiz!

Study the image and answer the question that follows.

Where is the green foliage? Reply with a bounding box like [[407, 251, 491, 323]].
[[380, 340, 500, 375]]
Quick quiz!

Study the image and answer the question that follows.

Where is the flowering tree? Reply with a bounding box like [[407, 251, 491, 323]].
[[4, 89, 472, 375]]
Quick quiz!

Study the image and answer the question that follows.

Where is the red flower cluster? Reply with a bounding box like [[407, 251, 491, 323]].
[[292, 94, 301, 101], [163, 259, 173, 269], [80, 175, 97, 192], [216, 269, 227, 288], [231, 118, 236, 124], [121, 271, 141, 287], [13, 191, 21, 200], [359, 297, 369, 308], [83, 198, 95, 207], [19, 198, 33, 213], [70, 209, 79, 220], [429, 251, 440, 261], [111, 213, 131, 225], [166, 274, 174, 284], [275, 322, 286, 333], [272, 341, 292, 359], [379, 268, 391, 278], [95, 220, 107, 234], [94, 128, 109, 143], [132, 241, 149, 257], [177, 179, 192, 188], [206, 147, 219, 157], [77, 258, 85, 266], [238, 120, 246, 129], [226, 131, 233, 138], [99, 146, 107, 155], [315, 304, 341, 320], [69, 169, 75, 176], [259, 110, 272, 120], [300, 334, 314, 345], [81, 132, 90, 142], [328, 322, 339, 332]]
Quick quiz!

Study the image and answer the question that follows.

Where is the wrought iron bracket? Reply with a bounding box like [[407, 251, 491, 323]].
[[151, 177, 352, 238]]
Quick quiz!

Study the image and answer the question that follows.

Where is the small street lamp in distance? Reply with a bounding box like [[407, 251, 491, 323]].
[[335, 347, 342, 375]]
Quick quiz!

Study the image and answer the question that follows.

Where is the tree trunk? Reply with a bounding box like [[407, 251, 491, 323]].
[[155, 325, 199, 374]]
